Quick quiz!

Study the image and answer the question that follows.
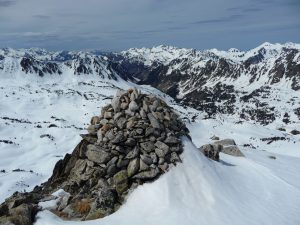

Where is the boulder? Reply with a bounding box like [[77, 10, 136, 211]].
[[222, 146, 244, 157], [86, 145, 111, 164], [199, 144, 221, 161], [214, 139, 236, 146]]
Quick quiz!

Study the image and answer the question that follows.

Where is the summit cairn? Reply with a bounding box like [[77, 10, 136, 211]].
[[0, 88, 189, 224]]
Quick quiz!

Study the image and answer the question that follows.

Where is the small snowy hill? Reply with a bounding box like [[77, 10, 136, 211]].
[[0, 43, 300, 225]]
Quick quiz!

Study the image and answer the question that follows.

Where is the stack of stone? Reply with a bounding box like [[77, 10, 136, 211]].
[[56, 89, 189, 220], [0, 88, 190, 225]]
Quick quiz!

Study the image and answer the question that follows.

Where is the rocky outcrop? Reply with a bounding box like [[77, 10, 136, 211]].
[[199, 138, 244, 161], [0, 88, 189, 224]]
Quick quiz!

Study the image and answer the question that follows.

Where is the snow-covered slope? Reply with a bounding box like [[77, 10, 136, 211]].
[[35, 138, 300, 225], [0, 44, 300, 225]]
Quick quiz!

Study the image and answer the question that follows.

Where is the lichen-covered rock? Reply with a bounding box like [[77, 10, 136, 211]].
[[127, 158, 140, 177], [113, 170, 128, 195]]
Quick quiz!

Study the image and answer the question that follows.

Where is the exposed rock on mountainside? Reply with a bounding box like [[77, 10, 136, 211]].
[[112, 43, 300, 124], [1, 43, 299, 125], [0, 88, 189, 224], [199, 138, 244, 161]]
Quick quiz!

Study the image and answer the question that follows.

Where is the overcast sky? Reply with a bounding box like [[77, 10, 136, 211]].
[[0, 0, 299, 51]]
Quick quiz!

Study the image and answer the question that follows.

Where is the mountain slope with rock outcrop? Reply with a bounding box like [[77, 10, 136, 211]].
[[1, 43, 299, 126], [0, 43, 300, 225], [0, 88, 189, 224], [112, 43, 300, 125]]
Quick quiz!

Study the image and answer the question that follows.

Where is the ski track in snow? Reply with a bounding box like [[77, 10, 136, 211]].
[[0, 73, 300, 225]]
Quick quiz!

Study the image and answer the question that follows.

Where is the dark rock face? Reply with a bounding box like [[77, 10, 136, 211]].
[[20, 57, 62, 77], [107, 45, 300, 125], [0, 88, 189, 224], [1, 45, 299, 125]]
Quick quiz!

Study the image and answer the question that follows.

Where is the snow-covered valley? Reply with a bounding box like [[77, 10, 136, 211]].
[[0, 44, 300, 225]]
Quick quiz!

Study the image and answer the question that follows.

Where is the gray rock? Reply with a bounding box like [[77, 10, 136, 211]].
[[70, 159, 95, 183], [120, 102, 129, 110], [86, 145, 111, 164], [164, 136, 180, 144], [214, 139, 236, 146], [158, 157, 165, 164], [114, 112, 124, 120], [140, 141, 155, 153], [155, 148, 166, 158], [142, 100, 149, 112], [140, 154, 153, 165], [107, 156, 118, 167], [126, 119, 135, 129], [124, 138, 136, 146], [222, 145, 244, 157], [117, 156, 129, 168], [127, 158, 140, 177], [105, 130, 115, 141], [136, 128, 144, 135], [210, 135, 220, 140], [133, 167, 160, 180], [4, 203, 38, 225], [115, 89, 127, 97], [107, 164, 118, 177], [145, 127, 155, 137], [100, 119, 109, 126], [158, 163, 168, 172], [147, 113, 161, 129], [155, 141, 169, 153], [116, 117, 126, 129], [111, 97, 121, 113], [125, 146, 140, 159], [129, 100, 139, 112], [86, 187, 116, 219], [170, 152, 181, 163], [140, 109, 147, 118], [149, 152, 158, 164], [139, 159, 149, 171], [149, 100, 159, 111], [104, 111, 113, 119], [91, 116, 101, 125], [87, 124, 99, 135], [199, 144, 221, 161], [111, 133, 126, 144], [113, 170, 128, 195]]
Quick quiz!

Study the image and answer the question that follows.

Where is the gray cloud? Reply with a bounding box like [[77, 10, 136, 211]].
[[33, 15, 51, 19], [0, 0, 299, 51], [0, 0, 16, 7]]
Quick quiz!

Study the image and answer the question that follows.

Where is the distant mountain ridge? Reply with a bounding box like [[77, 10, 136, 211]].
[[1, 42, 299, 125]]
